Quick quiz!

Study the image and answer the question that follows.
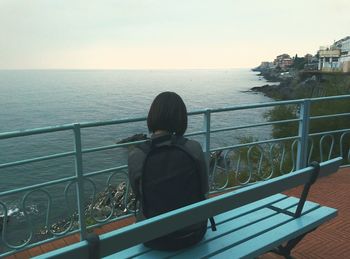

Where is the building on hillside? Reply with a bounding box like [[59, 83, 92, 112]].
[[303, 54, 319, 70], [318, 46, 341, 71], [318, 36, 350, 72], [334, 36, 350, 72], [274, 54, 293, 70]]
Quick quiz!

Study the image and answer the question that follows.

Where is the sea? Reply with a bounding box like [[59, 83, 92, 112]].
[[0, 69, 273, 231]]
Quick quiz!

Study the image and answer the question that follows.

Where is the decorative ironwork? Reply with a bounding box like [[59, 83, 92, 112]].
[[1, 95, 350, 257]]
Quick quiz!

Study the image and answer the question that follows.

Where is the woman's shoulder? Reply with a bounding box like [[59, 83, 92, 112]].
[[183, 138, 204, 155], [129, 146, 143, 156], [184, 138, 201, 147], [128, 144, 148, 161]]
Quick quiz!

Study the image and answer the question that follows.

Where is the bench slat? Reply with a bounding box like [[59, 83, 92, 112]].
[[112, 208, 277, 259], [35, 194, 288, 259], [212, 193, 288, 223], [104, 194, 289, 259], [99, 158, 342, 257], [33, 158, 341, 259], [38, 241, 89, 259], [271, 196, 321, 214], [109, 197, 320, 259], [162, 201, 320, 259], [212, 206, 337, 259]]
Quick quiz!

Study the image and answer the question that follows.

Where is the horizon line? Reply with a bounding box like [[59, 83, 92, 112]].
[[0, 67, 253, 71]]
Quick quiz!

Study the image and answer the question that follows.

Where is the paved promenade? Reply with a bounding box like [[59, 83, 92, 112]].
[[261, 166, 350, 259], [7, 167, 350, 259]]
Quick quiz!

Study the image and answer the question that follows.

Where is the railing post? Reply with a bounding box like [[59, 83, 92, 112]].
[[296, 99, 310, 170], [203, 109, 211, 171], [73, 123, 87, 240]]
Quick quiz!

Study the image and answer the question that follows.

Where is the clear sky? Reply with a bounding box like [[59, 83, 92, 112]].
[[1, 0, 349, 69]]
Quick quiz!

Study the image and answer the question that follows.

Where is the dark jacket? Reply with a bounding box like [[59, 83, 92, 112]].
[[128, 133, 209, 215], [127, 132, 209, 250]]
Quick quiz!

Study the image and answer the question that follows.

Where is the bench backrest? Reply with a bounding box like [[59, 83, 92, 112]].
[[34, 157, 342, 259]]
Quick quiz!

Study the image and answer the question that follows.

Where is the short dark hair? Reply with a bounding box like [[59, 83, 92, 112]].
[[147, 92, 188, 136]]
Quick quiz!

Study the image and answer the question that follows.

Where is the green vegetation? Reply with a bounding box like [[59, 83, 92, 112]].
[[266, 74, 350, 166], [214, 74, 350, 190], [291, 55, 307, 70]]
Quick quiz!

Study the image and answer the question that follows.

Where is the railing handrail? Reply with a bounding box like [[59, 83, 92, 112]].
[[1, 94, 350, 257], [2, 94, 349, 139]]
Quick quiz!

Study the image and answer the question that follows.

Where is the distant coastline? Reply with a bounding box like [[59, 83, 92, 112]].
[[250, 65, 297, 100], [250, 64, 350, 100]]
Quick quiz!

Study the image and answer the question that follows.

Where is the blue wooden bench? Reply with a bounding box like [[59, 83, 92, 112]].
[[34, 157, 342, 259]]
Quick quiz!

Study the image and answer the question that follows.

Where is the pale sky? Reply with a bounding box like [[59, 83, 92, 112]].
[[1, 0, 349, 69]]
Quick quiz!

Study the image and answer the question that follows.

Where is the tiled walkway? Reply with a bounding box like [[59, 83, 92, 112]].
[[7, 167, 350, 259], [261, 167, 350, 259]]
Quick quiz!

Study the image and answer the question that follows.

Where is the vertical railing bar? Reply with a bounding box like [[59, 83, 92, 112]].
[[297, 99, 311, 170], [73, 124, 87, 240], [203, 109, 211, 171]]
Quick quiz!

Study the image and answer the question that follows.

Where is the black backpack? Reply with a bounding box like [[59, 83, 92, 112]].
[[135, 134, 216, 233]]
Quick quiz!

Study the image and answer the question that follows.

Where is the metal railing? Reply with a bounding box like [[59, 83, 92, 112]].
[[0, 94, 350, 257]]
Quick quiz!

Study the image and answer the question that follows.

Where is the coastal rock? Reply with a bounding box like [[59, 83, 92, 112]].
[[256, 69, 281, 82], [117, 134, 148, 144], [251, 60, 338, 99], [90, 182, 135, 218], [251, 84, 281, 95], [36, 181, 135, 240], [251, 84, 271, 91]]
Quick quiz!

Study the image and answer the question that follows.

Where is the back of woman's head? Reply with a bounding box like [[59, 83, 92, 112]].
[[147, 92, 188, 136]]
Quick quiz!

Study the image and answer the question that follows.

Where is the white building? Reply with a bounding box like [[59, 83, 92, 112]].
[[334, 36, 350, 72], [318, 47, 341, 71]]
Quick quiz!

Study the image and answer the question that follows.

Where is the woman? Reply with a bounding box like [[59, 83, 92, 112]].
[[128, 91, 209, 250]]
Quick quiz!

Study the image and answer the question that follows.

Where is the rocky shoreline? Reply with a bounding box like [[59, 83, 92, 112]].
[[34, 182, 135, 242], [0, 182, 135, 245], [250, 66, 321, 100]]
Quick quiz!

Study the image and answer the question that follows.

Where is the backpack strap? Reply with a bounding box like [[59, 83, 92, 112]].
[[133, 140, 152, 218], [209, 217, 217, 231]]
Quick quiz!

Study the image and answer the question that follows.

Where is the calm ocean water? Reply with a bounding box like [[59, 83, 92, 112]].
[[0, 69, 273, 222]]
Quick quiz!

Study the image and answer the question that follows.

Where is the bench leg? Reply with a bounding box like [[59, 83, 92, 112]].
[[270, 228, 316, 259]]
